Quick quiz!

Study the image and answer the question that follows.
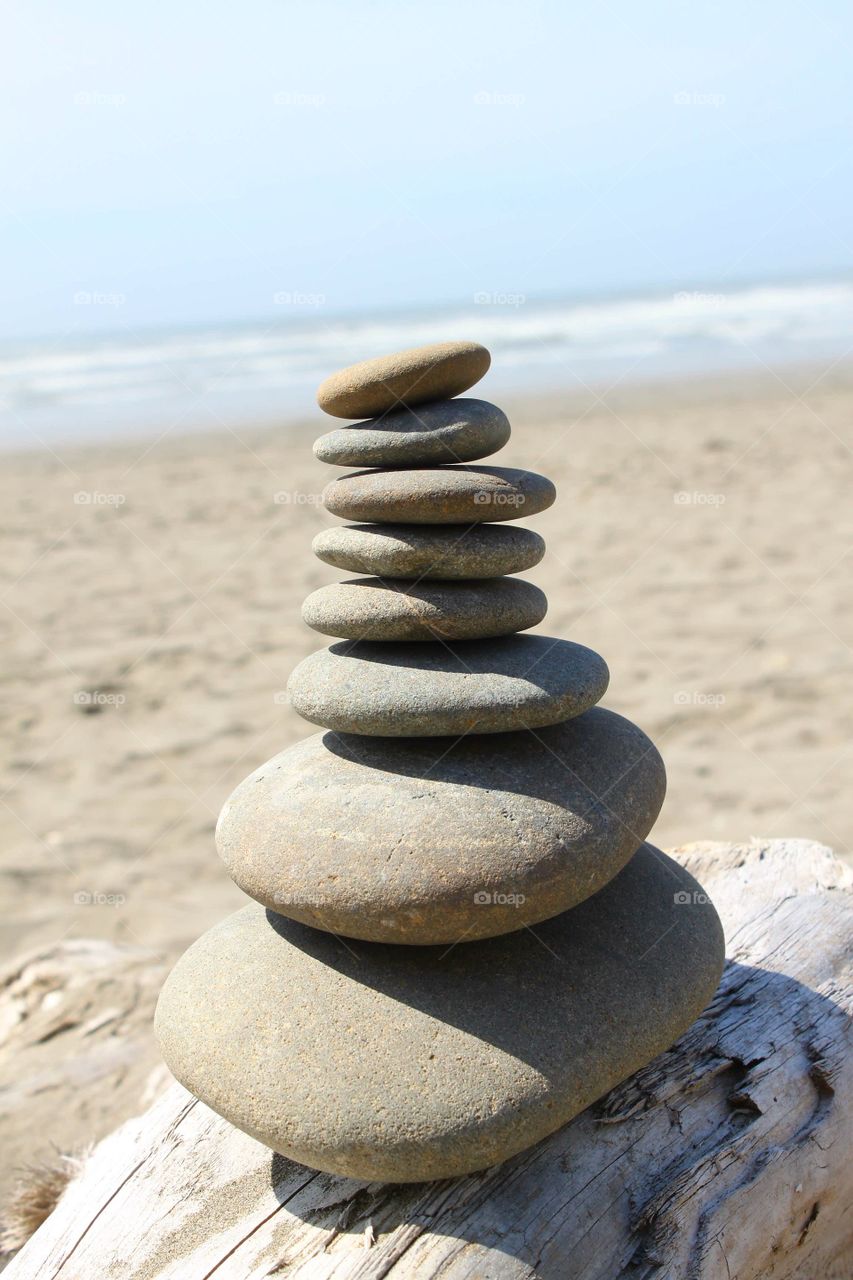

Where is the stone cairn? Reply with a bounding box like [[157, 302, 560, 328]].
[[156, 341, 724, 1183]]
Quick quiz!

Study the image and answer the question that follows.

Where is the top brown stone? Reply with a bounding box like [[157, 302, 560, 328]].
[[316, 342, 491, 420]]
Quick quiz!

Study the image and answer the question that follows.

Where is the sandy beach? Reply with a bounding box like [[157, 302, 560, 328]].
[[1, 361, 851, 1208]]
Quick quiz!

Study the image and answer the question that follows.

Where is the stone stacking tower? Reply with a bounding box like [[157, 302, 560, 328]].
[[156, 341, 725, 1182]]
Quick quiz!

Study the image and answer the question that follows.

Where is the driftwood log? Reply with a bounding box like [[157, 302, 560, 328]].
[[7, 839, 852, 1280], [0, 938, 167, 1214]]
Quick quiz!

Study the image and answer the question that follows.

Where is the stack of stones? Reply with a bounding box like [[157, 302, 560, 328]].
[[156, 341, 725, 1183]]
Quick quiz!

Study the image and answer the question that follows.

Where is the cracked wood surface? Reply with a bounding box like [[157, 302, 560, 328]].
[[6, 839, 852, 1280]]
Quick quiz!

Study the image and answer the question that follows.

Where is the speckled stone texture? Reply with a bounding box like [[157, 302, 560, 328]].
[[154, 340, 726, 1186], [322, 465, 556, 525], [312, 522, 546, 580], [287, 634, 610, 736], [154, 844, 725, 1182], [317, 341, 491, 419], [301, 576, 547, 642], [313, 398, 510, 467], [215, 708, 666, 944]]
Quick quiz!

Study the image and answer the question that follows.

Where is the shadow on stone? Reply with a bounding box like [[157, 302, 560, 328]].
[[326, 634, 600, 690], [263, 845, 721, 1071], [267, 957, 850, 1278], [319, 706, 664, 811]]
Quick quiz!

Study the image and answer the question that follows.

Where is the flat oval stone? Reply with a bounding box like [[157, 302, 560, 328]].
[[323, 466, 556, 525], [216, 708, 666, 944], [287, 635, 609, 736], [312, 523, 546, 580], [317, 342, 490, 420], [314, 398, 510, 467], [155, 845, 725, 1181], [301, 577, 547, 642]]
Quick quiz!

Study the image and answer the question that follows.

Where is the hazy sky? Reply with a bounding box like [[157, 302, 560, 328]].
[[3, 1, 851, 339]]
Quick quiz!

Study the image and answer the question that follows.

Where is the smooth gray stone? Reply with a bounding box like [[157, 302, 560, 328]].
[[216, 708, 666, 944], [316, 341, 491, 420], [155, 845, 725, 1182], [313, 398, 510, 467], [301, 577, 547, 642], [286, 635, 609, 736], [323, 465, 556, 525], [312, 523, 546, 580]]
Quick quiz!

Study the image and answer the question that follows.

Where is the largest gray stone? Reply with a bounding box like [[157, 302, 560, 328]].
[[154, 845, 725, 1182], [286, 635, 609, 736], [323, 466, 556, 525], [216, 708, 666, 944], [314, 398, 510, 467]]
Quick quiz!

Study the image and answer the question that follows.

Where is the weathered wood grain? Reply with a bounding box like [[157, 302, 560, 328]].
[[6, 839, 852, 1280]]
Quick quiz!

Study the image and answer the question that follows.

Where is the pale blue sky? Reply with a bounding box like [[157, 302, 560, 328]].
[[2, 0, 851, 340]]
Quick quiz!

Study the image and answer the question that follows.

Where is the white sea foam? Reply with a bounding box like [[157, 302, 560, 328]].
[[1, 280, 851, 443]]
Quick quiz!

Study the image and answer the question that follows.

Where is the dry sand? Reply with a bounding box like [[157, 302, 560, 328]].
[[0, 362, 851, 1205]]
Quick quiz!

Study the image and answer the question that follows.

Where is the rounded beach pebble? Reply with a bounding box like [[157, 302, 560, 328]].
[[312, 522, 546, 580], [313, 398, 510, 467], [286, 634, 609, 736], [323, 465, 556, 525], [216, 707, 666, 944], [301, 576, 547, 642], [316, 341, 490, 420], [155, 844, 725, 1181]]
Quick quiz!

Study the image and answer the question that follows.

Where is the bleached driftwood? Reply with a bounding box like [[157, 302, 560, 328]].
[[6, 839, 852, 1280], [0, 938, 167, 1214]]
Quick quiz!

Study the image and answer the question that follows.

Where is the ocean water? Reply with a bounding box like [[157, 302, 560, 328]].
[[1, 279, 851, 447]]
